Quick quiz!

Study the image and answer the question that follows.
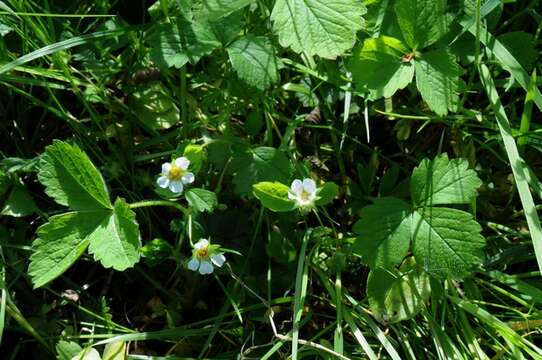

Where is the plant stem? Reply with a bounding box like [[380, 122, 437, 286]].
[[129, 200, 189, 215]]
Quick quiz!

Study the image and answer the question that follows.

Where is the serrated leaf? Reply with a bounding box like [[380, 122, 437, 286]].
[[87, 198, 141, 271], [56, 340, 83, 360], [367, 259, 431, 324], [231, 146, 292, 196], [270, 0, 366, 59], [131, 82, 180, 130], [348, 36, 414, 99], [28, 211, 108, 288], [315, 182, 338, 206], [395, 0, 448, 49], [411, 207, 485, 278], [149, 16, 221, 69], [253, 181, 296, 212], [411, 154, 482, 206], [200, 0, 254, 19], [227, 35, 279, 91], [186, 188, 218, 212], [38, 140, 111, 210], [415, 50, 461, 116], [353, 198, 412, 269]]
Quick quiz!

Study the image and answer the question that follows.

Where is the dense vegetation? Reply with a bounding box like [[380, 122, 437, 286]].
[[1, 0, 541, 359]]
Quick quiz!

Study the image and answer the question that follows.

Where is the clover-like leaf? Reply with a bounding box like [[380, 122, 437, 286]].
[[253, 181, 296, 212], [353, 198, 412, 269], [270, 0, 366, 59], [395, 0, 448, 50], [411, 153, 482, 207], [38, 140, 111, 210]]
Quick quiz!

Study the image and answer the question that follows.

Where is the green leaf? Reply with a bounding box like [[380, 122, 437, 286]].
[[498, 32, 537, 72], [411, 207, 485, 278], [28, 211, 108, 288], [131, 82, 180, 130], [38, 140, 111, 211], [185, 188, 218, 212], [149, 16, 221, 69], [348, 36, 415, 99], [315, 182, 338, 206], [395, 0, 448, 49], [1, 182, 37, 217], [353, 198, 412, 269], [231, 146, 292, 196], [367, 259, 431, 324], [415, 50, 461, 116], [411, 153, 482, 206], [227, 35, 279, 91], [88, 198, 141, 271], [182, 144, 205, 174], [103, 341, 126, 360], [200, 0, 254, 19], [141, 238, 174, 267], [253, 181, 296, 212], [270, 0, 366, 59], [71, 348, 101, 360], [56, 340, 83, 360]]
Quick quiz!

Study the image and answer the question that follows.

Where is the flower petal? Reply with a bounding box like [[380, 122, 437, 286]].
[[161, 162, 171, 175], [187, 258, 200, 271], [194, 239, 209, 250], [291, 179, 303, 194], [169, 181, 184, 193], [288, 191, 297, 200], [198, 260, 214, 275], [211, 253, 226, 267], [175, 157, 190, 170], [157, 176, 169, 188], [182, 172, 195, 184], [302, 178, 316, 194]]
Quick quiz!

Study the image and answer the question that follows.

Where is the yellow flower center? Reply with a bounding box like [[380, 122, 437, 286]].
[[300, 190, 311, 202], [196, 246, 209, 259], [168, 165, 185, 181]]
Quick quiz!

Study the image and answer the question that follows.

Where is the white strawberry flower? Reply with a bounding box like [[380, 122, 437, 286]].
[[288, 178, 317, 207], [187, 239, 226, 275], [157, 157, 195, 194]]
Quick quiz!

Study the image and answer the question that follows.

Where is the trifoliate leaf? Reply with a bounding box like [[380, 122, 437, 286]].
[[348, 36, 415, 99], [253, 181, 296, 212], [415, 50, 461, 116], [315, 182, 338, 206], [199, 0, 254, 19], [231, 146, 292, 196], [227, 35, 279, 91], [270, 0, 366, 59], [367, 258, 431, 323], [131, 82, 180, 130], [149, 16, 221, 69], [38, 140, 111, 210], [353, 198, 412, 269], [411, 154, 482, 206], [87, 198, 141, 271], [395, 0, 448, 50], [411, 207, 485, 278], [28, 211, 108, 288], [186, 188, 218, 213], [1, 182, 37, 217], [56, 340, 83, 360]]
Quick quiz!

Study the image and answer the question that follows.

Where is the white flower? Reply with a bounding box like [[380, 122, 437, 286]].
[[157, 157, 195, 194], [288, 178, 317, 207], [187, 239, 226, 275]]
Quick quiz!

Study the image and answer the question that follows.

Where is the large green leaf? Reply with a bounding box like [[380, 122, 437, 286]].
[[270, 0, 366, 59], [231, 146, 292, 196], [348, 36, 415, 99], [253, 181, 296, 212], [149, 16, 221, 69], [415, 50, 461, 116], [227, 35, 279, 91], [395, 0, 448, 50], [38, 140, 111, 210], [367, 259, 431, 323], [186, 188, 218, 213], [411, 207, 485, 278], [28, 211, 108, 288], [200, 0, 254, 19], [131, 82, 180, 130], [353, 198, 412, 269], [88, 198, 141, 271], [411, 153, 482, 207]]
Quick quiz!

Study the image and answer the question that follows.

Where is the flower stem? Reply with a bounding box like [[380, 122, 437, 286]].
[[128, 199, 189, 215]]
